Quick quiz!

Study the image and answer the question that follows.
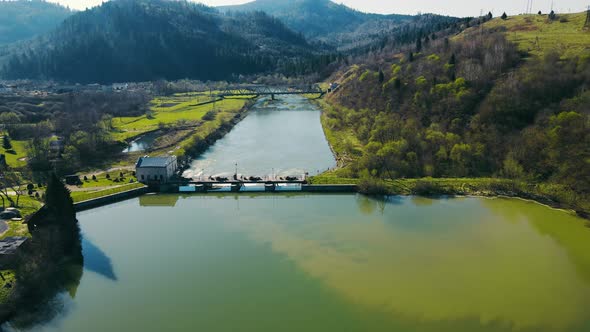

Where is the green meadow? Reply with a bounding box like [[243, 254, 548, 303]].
[[482, 12, 590, 58]]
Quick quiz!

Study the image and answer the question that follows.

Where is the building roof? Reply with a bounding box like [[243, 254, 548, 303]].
[[136, 156, 175, 168], [0, 237, 28, 255]]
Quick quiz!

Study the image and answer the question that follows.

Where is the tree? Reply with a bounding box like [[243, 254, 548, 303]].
[[538, 11, 542, 15], [40, 173, 79, 252], [501, 12, 508, 20], [487, 12, 493, 20], [2, 134, 12, 150], [549, 10, 556, 20], [449, 53, 456, 65], [0, 167, 25, 208], [378, 69, 385, 84], [416, 36, 422, 52]]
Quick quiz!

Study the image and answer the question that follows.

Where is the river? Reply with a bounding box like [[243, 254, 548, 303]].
[[5, 95, 590, 332], [182, 95, 337, 179]]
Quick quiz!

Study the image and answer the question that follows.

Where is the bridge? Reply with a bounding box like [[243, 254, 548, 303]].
[[215, 85, 325, 99]]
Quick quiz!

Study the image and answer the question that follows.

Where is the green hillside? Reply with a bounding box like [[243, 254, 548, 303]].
[[318, 12, 590, 214]]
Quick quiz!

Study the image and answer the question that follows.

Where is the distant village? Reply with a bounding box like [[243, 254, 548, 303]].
[[0, 80, 155, 96]]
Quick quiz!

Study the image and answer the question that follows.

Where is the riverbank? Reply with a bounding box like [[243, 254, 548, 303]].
[[309, 174, 590, 221]]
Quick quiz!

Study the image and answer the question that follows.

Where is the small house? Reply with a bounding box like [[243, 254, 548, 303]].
[[112, 83, 129, 91], [136, 155, 178, 184]]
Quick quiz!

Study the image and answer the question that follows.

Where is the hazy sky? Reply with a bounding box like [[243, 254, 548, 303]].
[[50, 0, 589, 17]]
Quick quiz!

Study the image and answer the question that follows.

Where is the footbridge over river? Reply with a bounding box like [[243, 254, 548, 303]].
[[215, 85, 325, 99]]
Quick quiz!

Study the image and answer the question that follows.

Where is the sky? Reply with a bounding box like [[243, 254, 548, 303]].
[[50, 0, 589, 17]]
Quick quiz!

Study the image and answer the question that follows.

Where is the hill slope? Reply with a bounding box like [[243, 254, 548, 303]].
[[320, 12, 590, 212], [220, 0, 413, 50], [0, 0, 312, 83], [0, 0, 72, 45]]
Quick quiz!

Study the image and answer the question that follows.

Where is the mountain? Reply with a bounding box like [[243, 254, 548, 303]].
[[320, 12, 590, 212], [220, 0, 414, 50], [0, 0, 314, 83], [0, 0, 73, 45]]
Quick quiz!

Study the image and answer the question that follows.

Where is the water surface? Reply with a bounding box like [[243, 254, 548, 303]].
[[122, 132, 158, 153], [183, 95, 336, 179], [11, 194, 590, 332]]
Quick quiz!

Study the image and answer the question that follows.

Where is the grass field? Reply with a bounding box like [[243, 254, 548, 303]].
[[0, 270, 15, 304], [0, 219, 30, 240], [1, 138, 28, 168], [480, 12, 590, 58], [70, 182, 146, 203], [112, 95, 249, 141]]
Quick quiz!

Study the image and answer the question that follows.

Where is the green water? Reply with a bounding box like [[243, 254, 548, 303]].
[[13, 194, 590, 332]]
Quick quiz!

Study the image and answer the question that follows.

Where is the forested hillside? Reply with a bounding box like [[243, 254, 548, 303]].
[[0, 0, 72, 45], [321, 12, 590, 211], [220, 0, 414, 50], [0, 0, 314, 83]]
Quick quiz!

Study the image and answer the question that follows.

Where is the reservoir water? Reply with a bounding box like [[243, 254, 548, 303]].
[[8, 194, 590, 332]]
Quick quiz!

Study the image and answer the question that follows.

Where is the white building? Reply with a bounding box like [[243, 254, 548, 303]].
[[136, 156, 178, 184]]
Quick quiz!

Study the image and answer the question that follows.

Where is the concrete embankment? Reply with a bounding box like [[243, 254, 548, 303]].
[[301, 184, 357, 192], [74, 186, 149, 212]]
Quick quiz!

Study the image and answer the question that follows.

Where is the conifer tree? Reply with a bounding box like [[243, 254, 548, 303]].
[[2, 134, 12, 150]]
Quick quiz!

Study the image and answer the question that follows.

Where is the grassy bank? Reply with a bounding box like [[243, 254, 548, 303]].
[[70, 182, 146, 203]]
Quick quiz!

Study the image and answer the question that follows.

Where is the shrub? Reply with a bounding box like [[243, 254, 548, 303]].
[[357, 177, 390, 195], [202, 110, 217, 121], [412, 180, 448, 196]]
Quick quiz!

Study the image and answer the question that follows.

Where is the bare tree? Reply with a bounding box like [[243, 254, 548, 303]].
[[0, 166, 25, 208]]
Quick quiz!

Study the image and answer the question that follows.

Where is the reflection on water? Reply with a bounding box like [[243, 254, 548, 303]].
[[11, 194, 590, 332], [183, 95, 336, 178], [82, 238, 117, 281]]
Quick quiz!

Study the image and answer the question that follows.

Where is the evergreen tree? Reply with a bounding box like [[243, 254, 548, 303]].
[[2, 134, 12, 150], [378, 69, 385, 83], [449, 53, 456, 65], [501, 12, 508, 20], [408, 52, 414, 62], [487, 12, 493, 20], [43, 173, 79, 252], [416, 36, 422, 52], [538, 11, 542, 15], [549, 10, 556, 20]]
